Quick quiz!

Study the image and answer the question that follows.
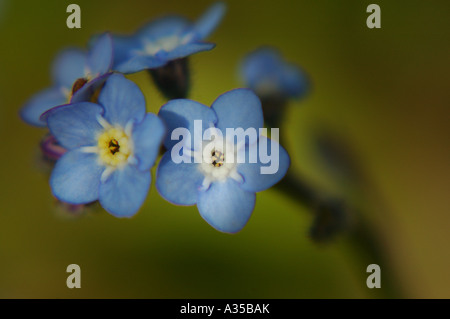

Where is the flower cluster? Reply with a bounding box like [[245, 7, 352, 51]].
[[20, 2, 302, 234]]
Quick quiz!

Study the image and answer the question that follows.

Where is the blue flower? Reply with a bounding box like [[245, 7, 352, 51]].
[[20, 33, 114, 127], [156, 88, 290, 233], [240, 46, 309, 99], [112, 2, 226, 74], [43, 73, 165, 217]]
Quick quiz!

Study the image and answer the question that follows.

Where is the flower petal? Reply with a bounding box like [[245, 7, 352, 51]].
[[211, 88, 264, 133], [137, 15, 190, 40], [197, 178, 255, 233], [281, 63, 309, 98], [193, 1, 227, 39], [87, 32, 113, 75], [51, 48, 87, 89], [156, 152, 204, 206], [114, 55, 166, 74], [20, 88, 67, 127], [241, 47, 281, 87], [46, 102, 104, 149], [112, 34, 141, 69], [50, 149, 104, 204], [158, 99, 217, 150], [132, 113, 166, 171], [237, 136, 290, 193], [163, 42, 215, 61], [99, 165, 151, 217], [98, 73, 146, 126]]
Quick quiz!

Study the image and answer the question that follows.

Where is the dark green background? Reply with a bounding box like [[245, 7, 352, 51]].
[[0, 0, 448, 298]]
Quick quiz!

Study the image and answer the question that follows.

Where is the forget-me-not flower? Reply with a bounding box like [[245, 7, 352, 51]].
[[156, 88, 290, 233], [43, 74, 165, 217], [20, 33, 114, 127], [241, 46, 309, 99], [112, 2, 226, 74]]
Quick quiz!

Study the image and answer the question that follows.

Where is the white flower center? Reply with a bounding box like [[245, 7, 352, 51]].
[[194, 134, 243, 190]]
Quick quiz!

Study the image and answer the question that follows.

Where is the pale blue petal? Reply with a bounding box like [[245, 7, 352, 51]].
[[197, 179, 255, 233], [193, 2, 227, 39], [211, 88, 263, 133], [98, 73, 146, 126], [158, 99, 217, 150], [132, 113, 166, 171], [46, 102, 104, 149], [114, 55, 166, 74], [241, 47, 281, 88], [20, 88, 67, 127], [99, 165, 151, 218], [156, 152, 204, 206], [51, 48, 87, 88], [281, 63, 309, 98], [87, 32, 113, 75], [237, 136, 290, 193], [137, 15, 190, 40], [164, 42, 215, 61], [50, 149, 104, 204], [112, 34, 141, 69]]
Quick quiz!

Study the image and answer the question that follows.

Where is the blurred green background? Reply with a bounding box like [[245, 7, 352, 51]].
[[0, 0, 449, 298]]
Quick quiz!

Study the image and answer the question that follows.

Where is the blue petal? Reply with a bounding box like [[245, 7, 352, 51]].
[[137, 15, 190, 40], [20, 87, 67, 127], [211, 88, 263, 133], [158, 99, 217, 150], [99, 165, 151, 217], [237, 136, 290, 193], [241, 47, 281, 86], [156, 152, 204, 206], [50, 149, 104, 204], [87, 32, 113, 75], [98, 73, 146, 126], [112, 34, 141, 69], [114, 55, 166, 74], [281, 63, 309, 98], [132, 113, 166, 171], [163, 42, 215, 61], [46, 102, 104, 150], [197, 179, 256, 233], [193, 2, 227, 39], [241, 47, 309, 98], [51, 48, 87, 89]]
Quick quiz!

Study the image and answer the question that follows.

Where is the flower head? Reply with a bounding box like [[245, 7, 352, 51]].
[[112, 2, 226, 74], [20, 33, 114, 127], [43, 74, 165, 217], [241, 46, 309, 99], [156, 88, 290, 233]]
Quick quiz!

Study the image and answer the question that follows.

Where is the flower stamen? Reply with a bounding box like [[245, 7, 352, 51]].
[[211, 150, 224, 167], [108, 138, 120, 155]]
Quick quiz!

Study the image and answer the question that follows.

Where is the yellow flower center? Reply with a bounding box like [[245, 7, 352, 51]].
[[97, 127, 132, 167]]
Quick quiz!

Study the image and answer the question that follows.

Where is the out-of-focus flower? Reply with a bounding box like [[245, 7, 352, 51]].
[[112, 2, 226, 99], [20, 33, 114, 127], [156, 88, 290, 233], [241, 46, 309, 99], [240, 47, 309, 127], [113, 2, 226, 74], [43, 74, 165, 217]]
